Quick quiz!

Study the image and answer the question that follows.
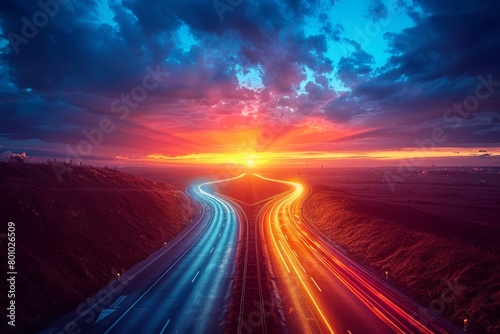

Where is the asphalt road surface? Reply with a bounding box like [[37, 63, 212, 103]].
[[257, 173, 463, 334], [41, 180, 239, 334]]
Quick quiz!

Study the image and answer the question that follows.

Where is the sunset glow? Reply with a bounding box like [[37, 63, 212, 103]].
[[1, 1, 498, 167], [129, 146, 500, 167]]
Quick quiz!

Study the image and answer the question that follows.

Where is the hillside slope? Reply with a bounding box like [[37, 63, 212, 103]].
[[303, 186, 500, 333], [0, 162, 196, 333]]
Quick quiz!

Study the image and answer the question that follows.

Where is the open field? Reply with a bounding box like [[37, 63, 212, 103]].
[[212, 173, 291, 204], [313, 170, 499, 227]]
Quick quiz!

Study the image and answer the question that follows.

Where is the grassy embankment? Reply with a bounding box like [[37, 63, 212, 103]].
[[0, 162, 196, 332], [304, 186, 500, 333]]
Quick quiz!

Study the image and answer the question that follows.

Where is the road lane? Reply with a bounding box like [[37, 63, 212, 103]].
[[42, 179, 239, 334], [257, 173, 463, 334]]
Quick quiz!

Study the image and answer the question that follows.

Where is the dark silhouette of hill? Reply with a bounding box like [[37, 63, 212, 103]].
[[0, 162, 195, 333]]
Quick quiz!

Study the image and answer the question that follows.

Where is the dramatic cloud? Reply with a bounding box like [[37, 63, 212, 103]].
[[0, 0, 498, 165]]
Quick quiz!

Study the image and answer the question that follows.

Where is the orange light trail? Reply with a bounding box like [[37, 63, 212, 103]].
[[260, 178, 336, 334], [257, 173, 461, 333]]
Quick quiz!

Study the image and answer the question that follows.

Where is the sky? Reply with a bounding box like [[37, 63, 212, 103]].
[[0, 0, 499, 167]]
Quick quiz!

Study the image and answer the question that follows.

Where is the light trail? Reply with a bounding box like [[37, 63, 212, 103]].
[[44, 176, 242, 334], [257, 173, 463, 334], [102, 180, 240, 333]]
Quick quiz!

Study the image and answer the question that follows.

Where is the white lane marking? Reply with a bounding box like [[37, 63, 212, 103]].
[[297, 259, 307, 274], [277, 240, 291, 273], [192, 271, 200, 283], [284, 234, 288, 240], [218, 232, 221, 237], [160, 319, 171, 334], [109, 295, 127, 308], [210, 247, 214, 254], [292, 249, 298, 258], [311, 276, 322, 292], [347, 330, 353, 334]]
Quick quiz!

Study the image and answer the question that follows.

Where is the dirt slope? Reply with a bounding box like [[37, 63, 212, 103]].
[[0, 162, 195, 333]]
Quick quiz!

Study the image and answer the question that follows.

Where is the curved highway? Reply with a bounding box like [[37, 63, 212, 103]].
[[257, 173, 463, 334], [42, 179, 240, 334]]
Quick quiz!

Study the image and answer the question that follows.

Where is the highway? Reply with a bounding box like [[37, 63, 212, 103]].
[[41, 178, 240, 334], [256, 174, 463, 334], [41, 172, 465, 334]]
